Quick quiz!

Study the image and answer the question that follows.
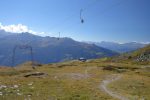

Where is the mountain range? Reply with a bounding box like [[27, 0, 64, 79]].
[[86, 41, 148, 53], [0, 30, 118, 66]]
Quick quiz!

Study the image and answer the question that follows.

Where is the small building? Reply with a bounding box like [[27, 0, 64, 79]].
[[78, 57, 87, 62]]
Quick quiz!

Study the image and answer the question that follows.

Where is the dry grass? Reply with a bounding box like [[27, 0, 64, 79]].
[[0, 60, 150, 100]]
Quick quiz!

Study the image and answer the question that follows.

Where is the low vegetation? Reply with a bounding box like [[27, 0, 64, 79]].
[[0, 46, 150, 100], [0, 57, 149, 100]]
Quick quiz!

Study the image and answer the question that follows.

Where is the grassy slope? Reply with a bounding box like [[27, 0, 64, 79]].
[[0, 62, 115, 100], [109, 45, 150, 65], [0, 58, 150, 100], [0, 46, 150, 100]]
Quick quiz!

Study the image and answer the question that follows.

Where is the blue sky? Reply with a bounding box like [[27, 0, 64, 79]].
[[0, 0, 150, 43]]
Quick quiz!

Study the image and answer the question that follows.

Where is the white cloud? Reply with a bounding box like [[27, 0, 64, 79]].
[[0, 23, 47, 36]]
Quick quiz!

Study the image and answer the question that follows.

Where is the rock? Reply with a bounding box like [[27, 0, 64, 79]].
[[0, 85, 7, 89], [17, 89, 20, 92], [17, 93, 22, 95], [28, 82, 33, 86], [137, 53, 150, 62], [14, 85, 19, 88], [27, 93, 32, 97], [103, 65, 114, 71], [0, 92, 3, 95], [135, 70, 140, 74], [24, 72, 48, 77]]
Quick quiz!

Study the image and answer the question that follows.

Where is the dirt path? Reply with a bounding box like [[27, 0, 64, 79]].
[[100, 74, 129, 100]]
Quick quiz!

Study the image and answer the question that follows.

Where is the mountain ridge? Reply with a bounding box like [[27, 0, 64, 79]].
[[0, 30, 118, 66], [85, 41, 148, 53]]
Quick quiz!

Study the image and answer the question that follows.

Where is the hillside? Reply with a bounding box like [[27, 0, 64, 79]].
[[110, 45, 150, 64], [0, 31, 118, 66], [130, 44, 150, 58], [0, 52, 150, 100]]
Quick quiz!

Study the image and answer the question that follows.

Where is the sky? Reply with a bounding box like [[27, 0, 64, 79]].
[[0, 0, 150, 43]]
